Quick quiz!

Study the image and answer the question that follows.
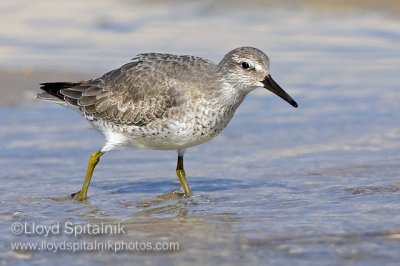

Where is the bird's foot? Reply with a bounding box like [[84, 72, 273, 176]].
[[177, 190, 192, 198], [70, 191, 87, 201], [157, 190, 191, 200], [136, 190, 189, 208]]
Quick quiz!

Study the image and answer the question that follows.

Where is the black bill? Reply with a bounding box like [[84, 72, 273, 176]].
[[261, 75, 298, 108]]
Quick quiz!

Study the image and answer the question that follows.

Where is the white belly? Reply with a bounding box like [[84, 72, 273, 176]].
[[88, 95, 242, 152], [91, 118, 225, 152]]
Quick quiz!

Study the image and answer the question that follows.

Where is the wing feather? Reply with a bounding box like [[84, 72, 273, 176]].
[[60, 89, 82, 99], [78, 96, 97, 106], [53, 53, 218, 126]]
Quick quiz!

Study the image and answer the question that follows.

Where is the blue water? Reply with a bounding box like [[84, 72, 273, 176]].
[[1, 1, 400, 265]]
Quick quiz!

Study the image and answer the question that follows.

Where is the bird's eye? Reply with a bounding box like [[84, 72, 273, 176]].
[[241, 62, 251, 69]]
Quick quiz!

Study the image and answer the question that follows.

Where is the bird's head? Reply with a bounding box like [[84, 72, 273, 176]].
[[218, 47, 298, 108]]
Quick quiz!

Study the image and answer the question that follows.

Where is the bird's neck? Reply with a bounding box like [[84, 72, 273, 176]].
[[218, 81, 248, 112]]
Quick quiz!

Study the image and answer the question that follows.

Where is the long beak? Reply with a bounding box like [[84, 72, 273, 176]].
[[261, 75, 298, 108]]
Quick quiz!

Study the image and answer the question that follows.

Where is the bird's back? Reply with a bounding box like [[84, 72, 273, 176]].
[[38, 53, 221, 127]]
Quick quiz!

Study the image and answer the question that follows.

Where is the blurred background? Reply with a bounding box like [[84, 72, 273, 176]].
[[1, 0, 399, 265]]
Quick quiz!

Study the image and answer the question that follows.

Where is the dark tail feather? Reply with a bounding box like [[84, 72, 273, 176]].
[[39, 82, 81, 100]]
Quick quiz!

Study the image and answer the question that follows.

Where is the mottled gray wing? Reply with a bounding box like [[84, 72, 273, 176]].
[[59, 55, 185, 126]]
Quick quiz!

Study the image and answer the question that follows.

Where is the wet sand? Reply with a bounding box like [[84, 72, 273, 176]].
[[0, 69, 89, 107], [248, 0, 400, 13]]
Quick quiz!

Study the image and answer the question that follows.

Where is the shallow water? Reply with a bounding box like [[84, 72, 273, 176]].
[[1, 1, 400, 265]]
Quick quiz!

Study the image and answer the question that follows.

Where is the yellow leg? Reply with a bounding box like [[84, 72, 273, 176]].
[[176, 154, 192, 197], [71, 150, 104, 201]]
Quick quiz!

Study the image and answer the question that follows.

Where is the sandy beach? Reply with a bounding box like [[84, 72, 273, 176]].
[[1, 1, 399, 265]]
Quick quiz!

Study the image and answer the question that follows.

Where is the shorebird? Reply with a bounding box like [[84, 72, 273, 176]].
[[37, 47, 298, 201]]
